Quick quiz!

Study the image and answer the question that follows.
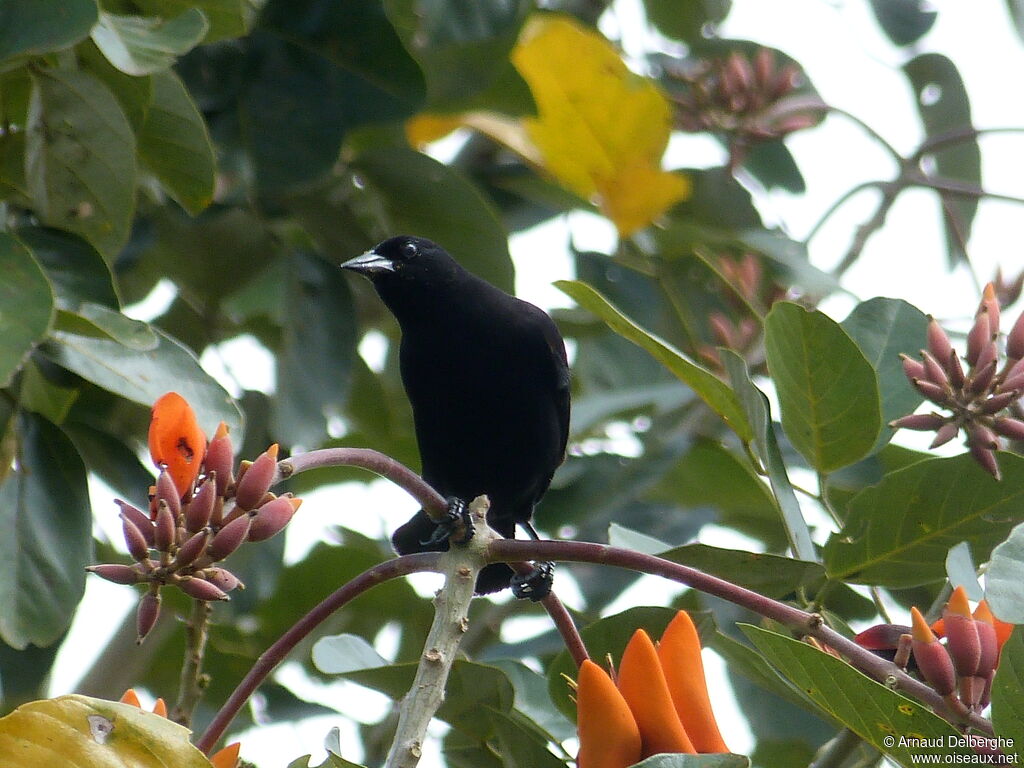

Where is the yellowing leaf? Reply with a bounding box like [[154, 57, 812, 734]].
[[0, 695, 213, 768], [511, 15, 688, 235]]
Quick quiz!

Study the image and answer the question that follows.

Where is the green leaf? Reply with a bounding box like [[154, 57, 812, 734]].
[[944, 541, 982, 600], [91, 9, 209, 76], [659, 544, 824, 600], [488, 710, 566, 768], [991, 629, 1024, 760], [383, 0, 531, 110], [556, 280, 752, 442], [133, 0, 247, 42], [312, 633, 388, 673], [765, 302, 881, 473], [642, 0, 731, 44], [986, 521, 1024, 623], [19, 360, 78, 424], [738, 230, 843, 298], [868, 0, 937, 46], [138, 69, 215, 214], [0, 233, 54, 387], [904, 54, 980, 267], [78, 40, 154, 133], [742, 625, 971, 768], [0, 413, 91, 648], [487, 659, 575, 743], [824, 453, 1024, 586], [355, 147, 515, 293], [742, 139, 805, 194], [40, 325, 242, 439], [841, 297, 928, 453], [26, 67, 136, 258], [70, 303, 158, 349], [0, 0, 98, 64], [721, 350, 817, 562], [273, 252, 357, 449], [15, 227, 118, 311]]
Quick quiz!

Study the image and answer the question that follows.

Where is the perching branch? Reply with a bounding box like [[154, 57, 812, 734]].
[[171, 599, 212, 726]]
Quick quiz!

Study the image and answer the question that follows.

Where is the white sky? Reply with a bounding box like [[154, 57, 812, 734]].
[[48, 2, 1024, 766]]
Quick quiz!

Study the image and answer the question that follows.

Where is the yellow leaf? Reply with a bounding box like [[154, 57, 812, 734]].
[[511, 15, 688, 235], [0, 695, 212, 768]]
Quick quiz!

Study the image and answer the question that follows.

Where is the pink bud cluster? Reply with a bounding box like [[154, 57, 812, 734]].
[[891, 284, 1024, 479], [87, 428, 302, 643], [666, 48, 823, 172]]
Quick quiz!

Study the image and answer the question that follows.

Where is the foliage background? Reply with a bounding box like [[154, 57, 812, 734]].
[[1, 1, 1023, 767]]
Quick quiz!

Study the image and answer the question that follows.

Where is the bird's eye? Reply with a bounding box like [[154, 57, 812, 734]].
[[401, 242, 418, 259]]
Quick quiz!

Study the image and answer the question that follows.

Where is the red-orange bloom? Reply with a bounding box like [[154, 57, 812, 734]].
[[210, 741, 241, 768], [149, 392, 207, 498], [575, 659, 642, 768]]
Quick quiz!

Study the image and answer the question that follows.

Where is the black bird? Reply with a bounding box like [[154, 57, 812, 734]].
[[341, 236, 570, 597]]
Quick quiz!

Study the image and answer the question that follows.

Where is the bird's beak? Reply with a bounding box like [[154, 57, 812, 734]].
[[340, 250, 396, 275]]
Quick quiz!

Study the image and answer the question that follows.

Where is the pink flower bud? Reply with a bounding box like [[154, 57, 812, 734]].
[[121, 514, 152, 562], [993, 417, 1024, 441], [87, 564, 142, 585], [205, 422, 235, 498], [754, 48, 774, 89], [920, 350, 950, 388], [154, 500, 176, 553], [943, 587, 981, 678], [115, 500, 154, 546], [980, 283, 1000, 338], [981, 391, 1019, 414], [947, 350, 966, 388], [203, 567, 242, 592], [178, 576, 228, 601], [154, 468, 181, 518], [1007, 310, 1024, 361], [930, 421, 960, 449], [968, 360, 998, 395], [174, 529, 210, 568], [901, 354, 925, 381], [966, 312, 990, 367], [890, 413, 947, 431], [969, 443, 1001, 479], [927, 319, 954, 370], [913, 378, 949, 404], [207, 513, 252, 561], [910, 607, 956, 697], [234, 445, 279, 510], [248, 496, 303, 542], [185, 477, 216, 533], [966, 422, 999, 451], [136, 590, 161, 644]]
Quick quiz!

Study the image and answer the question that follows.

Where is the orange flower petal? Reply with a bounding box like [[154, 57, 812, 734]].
[[617, 629, 695, 758], [975, 600, 1015, 650], [119, 688, 141, 708], [210, 742, 241, 768], [152, 697, 168, 718], [149, 392, 207, 498], [576, 659, 642, 768], [657, 611, 730, 753]]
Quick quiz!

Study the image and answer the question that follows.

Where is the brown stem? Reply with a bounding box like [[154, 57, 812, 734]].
[[541, 593, 589, 667], [277, 448, 448, 519], [171, 599, 212, 726], [487, 539, 993, 735], [194, 552, 442, 755]]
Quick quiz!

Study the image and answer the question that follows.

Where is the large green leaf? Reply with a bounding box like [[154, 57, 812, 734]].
[[273, 252, 358, 449], [78, 40, 154, 133], [868, 0, 937, 46], [904, 54, 980, 267], [824, 453, 1024, 586], [138, 69, 215, 214], [91, 9, 208, 75], [841, 297, 928, 454], [40, 324, 242, 438], [15, 227, 118, 310], [659, 544, 824, 600], [986, 521, 1024, 623], [25, 67, 136, 258], [765, 302, 881, 473], [0, 234, 53, 387], [0, 0, 98, 64], [355, 147, 515, 293], [642, 0, 731, 45], [742, 625, 972, 768], [488, 710, 566, 768], [0, 414, 91, 648], [384, 0, 531, 110], [991, 629, 1024, 761], [556, 280, 752, 442], [134, 0, 247, 42], [721, 351, 817, 562]]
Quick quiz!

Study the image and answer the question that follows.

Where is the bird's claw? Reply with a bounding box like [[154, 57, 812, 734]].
[[421, 496, 474, 547], [510, 561, 554, 602]]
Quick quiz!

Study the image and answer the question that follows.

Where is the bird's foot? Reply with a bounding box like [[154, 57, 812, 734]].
[[510, 561, 554, 602], [421, 496, 475, 547]]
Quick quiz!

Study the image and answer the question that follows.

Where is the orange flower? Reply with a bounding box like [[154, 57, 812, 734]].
[[210, 741, 241, 768], [149, 392, 207, 498], [574, 612, 729, 768], [932, 598, 1014, 652]]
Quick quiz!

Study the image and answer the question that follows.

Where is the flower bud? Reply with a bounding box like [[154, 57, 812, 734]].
[[901, 354, 926, 381], [943, 586, 981, 677], [178, 576, 229, 602], [154, 468, 181, 519], [136, 589, 161, 643], [174, 529, 210, 568], [86, 564, 142, 585], [966, 422, 999, 451], [910, 607, 956, 697], [920, 350, 949, 388], [207, 513, 252, 561], [968, 355, 997, 395], [203, 567, 242, 593], [575, 659, 642, 768], [927, 319, 954, 370], [248, 496, 302, 542], [185, 476, 217, 533], [205, 422, 235, 498], [913, 378, 949, 404], [853, 623, 913, 651], [930, 421, 960, 449], [115, 500, 154, 545], [121, 514, 152, 562], [972, 601, 1000, 680], [233, 444, 278, 510], [980, 283, 1000, 337], [890, 413, 947, 431], [993, 417, 1024, 441], [947, 349, 966, 388], [753, 48, 774, 89], [999, 359, 1024, 393], [1007, 310, 1024, 361], [966, 312, 990, 367], [969, 443, 1001, 479], [154, 499, 177, 553], [148, 392, 206, 499], [981, 391, 1020, 414]]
